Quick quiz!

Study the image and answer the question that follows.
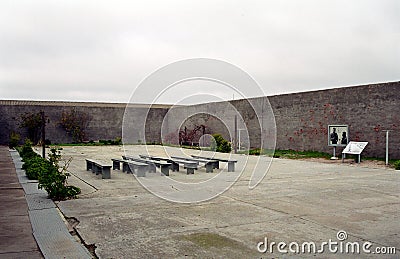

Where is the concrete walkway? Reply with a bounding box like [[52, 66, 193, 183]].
[[54, 145, 400, 258], [0, 146, 43, 258], [0, 146, 93, 259]]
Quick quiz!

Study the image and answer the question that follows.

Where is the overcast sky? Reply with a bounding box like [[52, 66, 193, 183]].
[[0, 0, 399, 104]]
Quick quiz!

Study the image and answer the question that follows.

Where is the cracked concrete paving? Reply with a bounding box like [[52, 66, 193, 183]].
[[46, 145, 399, 258]]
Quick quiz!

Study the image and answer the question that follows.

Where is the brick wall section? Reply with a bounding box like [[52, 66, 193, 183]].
[[268, 81, 400, 158], [0, 81, 399, 158]]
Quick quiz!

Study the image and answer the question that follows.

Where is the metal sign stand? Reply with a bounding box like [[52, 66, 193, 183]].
[[331, 146, 338, 160]]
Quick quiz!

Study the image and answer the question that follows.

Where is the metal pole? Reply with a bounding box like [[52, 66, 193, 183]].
[[41, 111, 45, 158], [331, 146, 338, 160], [234, 115, 238, 153], [238, 130, 241, 151], [386, 130, 389, 166]]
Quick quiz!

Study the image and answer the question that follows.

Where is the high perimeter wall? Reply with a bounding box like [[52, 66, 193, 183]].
[[0, 101, 169, 145], [268, 81, 400, 158], [0, 81, 399, 158]]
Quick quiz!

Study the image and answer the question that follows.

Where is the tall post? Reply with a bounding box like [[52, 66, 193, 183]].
[[386, 130, 389, 166], [41, 111, 45, 158], [234, 115, 238, 153], [238, 129, 241, 151], [202, 125, 205, 147]]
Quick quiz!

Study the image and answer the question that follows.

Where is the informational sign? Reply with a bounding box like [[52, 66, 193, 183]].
[[342, 141, 368, 155], [328, 125, 349, 147]]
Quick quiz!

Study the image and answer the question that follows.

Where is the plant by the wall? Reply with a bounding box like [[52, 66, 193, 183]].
[[394, 160, 400, 170], [60, 109, 90, 143], [9, 131, 20, 148], [19, 112, 43, 144], [211, 134, 232, 153]]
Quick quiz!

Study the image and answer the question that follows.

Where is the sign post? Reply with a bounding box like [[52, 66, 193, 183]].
[[41, 111, 45, 158], [385, 130, 390, 166], [234, 115, 238, 154]]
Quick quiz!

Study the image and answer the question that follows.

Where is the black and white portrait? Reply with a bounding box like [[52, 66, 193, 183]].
[[328, 125, 349, 146]]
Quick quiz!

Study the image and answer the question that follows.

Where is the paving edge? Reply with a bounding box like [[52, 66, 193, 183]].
[[9, 149, 93, 259]]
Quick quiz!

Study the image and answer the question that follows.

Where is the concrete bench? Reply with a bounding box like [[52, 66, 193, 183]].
[[123, 156, 171, 176], [111, 158, 126, 171], [128, 161, 149, 177], [139, 155, 197, 174], [191, 155, 237, 172], [111, 158, 149, 176], [85, 159, 112, 179], [171, 156, 217, 173], [113, 158, 149, 177], [182, 161, 198, 174]]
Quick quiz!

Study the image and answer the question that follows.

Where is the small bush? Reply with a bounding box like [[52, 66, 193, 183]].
[[394, 160, 400, 170], [9, 131, 20, 148], [37, 148, 81, 200], [23, 156, 52, 180], [19, 141, 45, 180], [211, 134, 232, 153], [99, 139, 122, 145], [248, 149, 261, 156], [18, 143, 81, 200], [19, 140, 37, 160], [112, 137, 122, 145]]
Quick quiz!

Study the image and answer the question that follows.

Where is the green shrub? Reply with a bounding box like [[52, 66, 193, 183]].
[[99, 138, 122, 145], [394, 160, 400, 170], [38, 164, 81, 199], [18, 141, 44, 180], [19, 140, 37, 160], [112, 137, 122, 145], [9, 131, 20, 148], [211, 134, 232, 153], [249, 149, 261, 156], [37, 148, 81, 200], [23, 156, 52, 180], [18, 144, 81, 200]]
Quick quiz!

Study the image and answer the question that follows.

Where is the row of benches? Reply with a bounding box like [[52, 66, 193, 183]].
[[86, 155, 237, 178]]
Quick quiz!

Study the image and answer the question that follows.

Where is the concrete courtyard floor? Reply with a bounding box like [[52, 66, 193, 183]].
[[47, 145, 399, 258]]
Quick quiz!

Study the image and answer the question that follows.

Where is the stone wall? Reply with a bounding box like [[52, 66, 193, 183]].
[[0, 101, 169, 145], [1, 81, 399, 158]]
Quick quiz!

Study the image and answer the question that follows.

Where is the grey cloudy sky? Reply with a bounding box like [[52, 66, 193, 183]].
[[0, 0, 399, 104]]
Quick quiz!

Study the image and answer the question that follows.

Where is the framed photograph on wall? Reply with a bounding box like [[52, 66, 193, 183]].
[[328, 125, 349, 147]]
